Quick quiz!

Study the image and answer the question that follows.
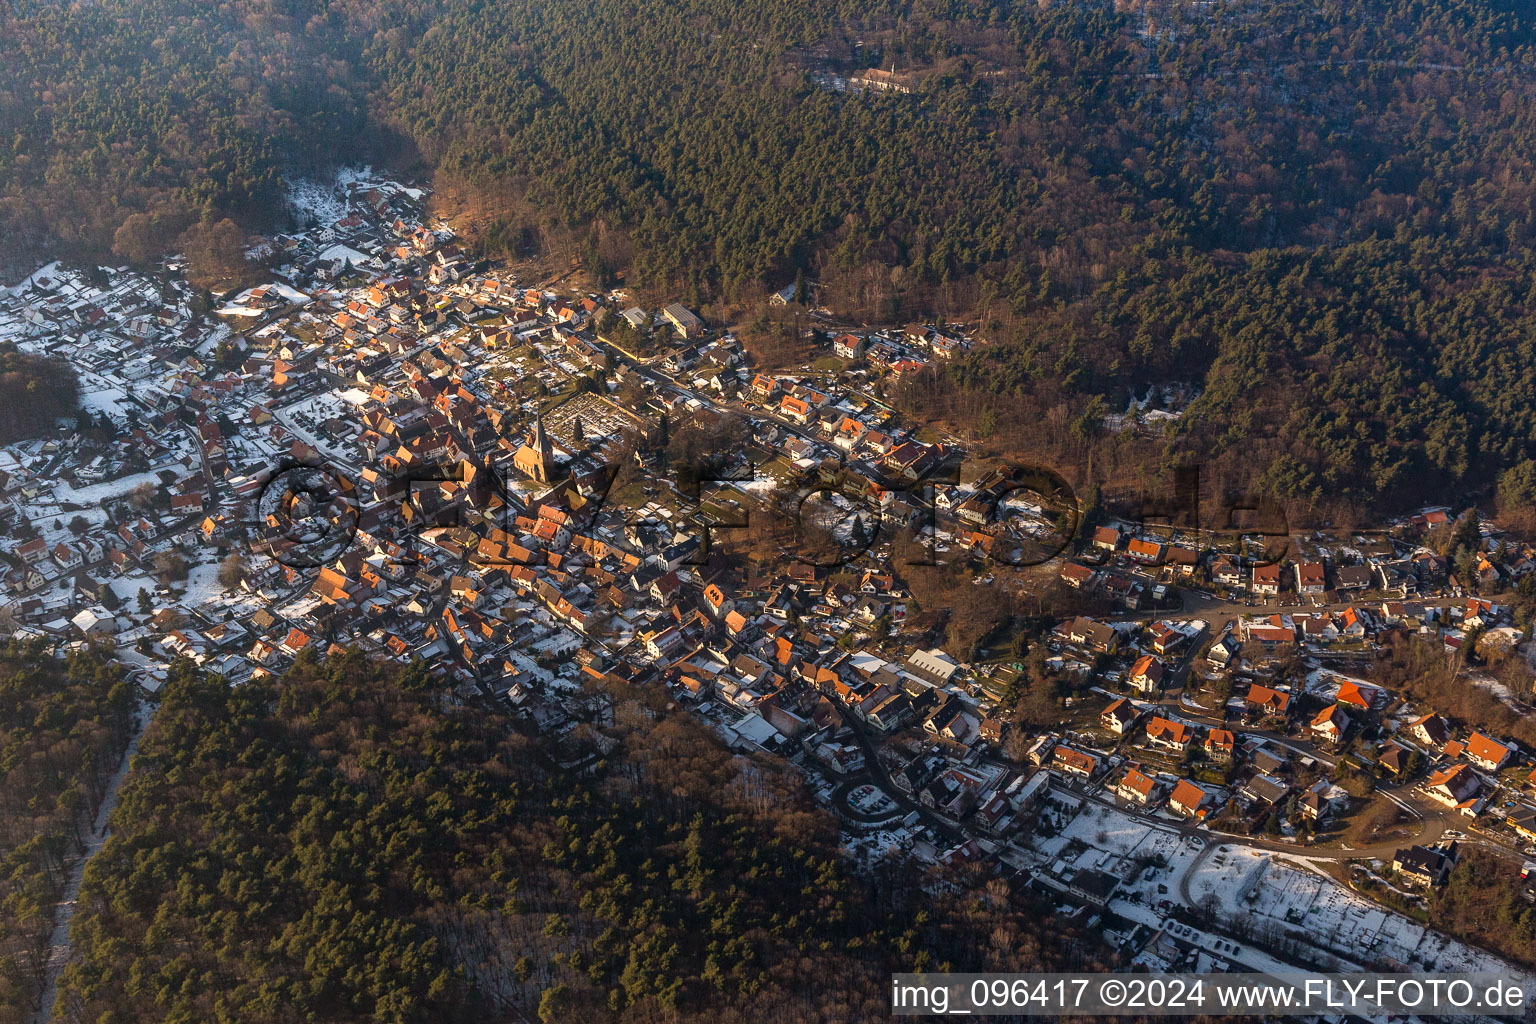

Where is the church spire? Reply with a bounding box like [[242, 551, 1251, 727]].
[[514, 411, 557, 484], [531, 411, 553, 465]]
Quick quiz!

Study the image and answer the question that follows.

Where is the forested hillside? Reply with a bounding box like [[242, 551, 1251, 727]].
[[54, 652, 1089, 1023], [0, 644, 134, 1024], [3, 0, 1535, 508], [0, 0, 368, 266], [0, 343, 77, 446]]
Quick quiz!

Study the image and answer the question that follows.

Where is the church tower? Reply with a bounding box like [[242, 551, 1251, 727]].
[[515, 412, 557, 484], [531, 413, 554, 476]]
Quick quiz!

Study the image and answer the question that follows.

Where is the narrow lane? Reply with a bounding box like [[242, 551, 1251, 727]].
[[28, 700, 151, 1024]]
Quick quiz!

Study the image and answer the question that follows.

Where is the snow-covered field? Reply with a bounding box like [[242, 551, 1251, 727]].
[[1029, 800, 1536, 986], [76, 370, 140, 422], [180, 558, 229, 612], [5, 261, 65, 297], [1304, 664, 1378, 698], [733, 477, 780, 496], [317, 243, 373, 267], [1188, 846, 1536, 979], [54, 468, 169, 506]]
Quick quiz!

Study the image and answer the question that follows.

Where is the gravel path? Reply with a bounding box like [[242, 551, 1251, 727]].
[[27, 702, 151, 1024]]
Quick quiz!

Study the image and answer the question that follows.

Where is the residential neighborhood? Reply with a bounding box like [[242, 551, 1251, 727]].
[[4, 169, 1536, 991]]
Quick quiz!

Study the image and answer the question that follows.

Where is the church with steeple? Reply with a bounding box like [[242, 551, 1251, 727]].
[[512, 412, 557, 484]]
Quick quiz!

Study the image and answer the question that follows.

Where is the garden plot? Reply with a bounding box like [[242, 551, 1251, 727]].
[[1037, 802, 1203, 884], [843, 827, 914, 868]]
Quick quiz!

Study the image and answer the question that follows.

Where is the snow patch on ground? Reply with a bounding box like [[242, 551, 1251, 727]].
[[77, 372, 136, 422], [734, 477, 780, 495], [317, 243, 373, 267], [285, 177, 353, 228], [54, 468, 168, 506], [6, 261, 63, 297]]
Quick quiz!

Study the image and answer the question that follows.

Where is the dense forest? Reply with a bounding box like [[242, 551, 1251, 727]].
[[0, 644, 135, 1024], [3, 0, 1536, 508], [0, 343, 77, 446], [54, 651, 1093, 1023], [1424, 847, 1536, 969]]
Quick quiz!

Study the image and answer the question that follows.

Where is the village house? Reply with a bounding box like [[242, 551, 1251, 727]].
[[1244, 615, 1296, 646], [1052, 745, 1099, 780], [1309, 704, 1350, 746], [1507, 806, 1536, 844], [1210, 555, 1242, 588], [1165, 545, 1198, 575], [1168, 779, 1214, 819], [1206, 637, 1237, 668], [702, 583, 733, 618], [1251, 564, 1284, 595], [1334, 680, 1381, 710], [1241, 774, 1290, 809], [1377, 741, 1410, 776], [1424, 763, 1484, 814], [663, 303, 704, 338], [906, 648, 961, 687], [645, 625, 685, 661], [1299, 786, 1340, 823], [1100, 698, 1142, 736], [1409, 713, 1451, 750], [1148, 623, 1189, 656], [52, 542, 82, 570], [1204, 729, 1236, 761], [1145, 716, 1195, 754], [1245, 684, 1292, 719], [1295, 561, 1326, 594], [832, 333, 865, 359], [15, 537, 49, 565], [1393, 844, 1458, 888], [1336, 565, 1375, 591], [1128, 654, 1166, 695], [1057, 616, 1119, 655], [1466, 732, 1515, 773], [1114, 767, 1163, 806], [1059, 562, 1096, 589]]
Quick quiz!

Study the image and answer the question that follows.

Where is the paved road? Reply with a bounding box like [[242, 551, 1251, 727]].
[[1106, 590, 1475, 638], [831, 701, 966, 846], [180, 423, 218, 502]]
